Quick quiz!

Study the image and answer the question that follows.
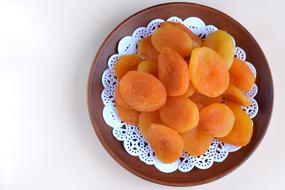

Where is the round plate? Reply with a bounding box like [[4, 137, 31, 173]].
[[88, 2, 273, 186]]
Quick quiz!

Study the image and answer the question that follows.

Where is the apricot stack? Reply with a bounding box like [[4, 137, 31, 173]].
[[112, 22, 255, 163]]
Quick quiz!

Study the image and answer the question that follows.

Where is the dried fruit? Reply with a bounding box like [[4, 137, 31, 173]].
[[220, 102, 253, 146], [138, 111, 162, 141], [116, 105, 139, 125], [224, 84, 252, 107], [119, 71, 167, 112], [137, 36, 159, 62], [148, 124, 184, 163], [183, 82, 195, 98], [115, 87, 133, 110], [159, 96, 199, 133], [190, 93, 223, 110], [115, 54, 142, 79], [199, 103, 235, 138], [203, 30, 235, 68], [137, 60, 158, 76], [151, 25, 192, 57], [158, 47, 190, 96], [189, 47, 230, 97], [229, 58, 255, 91]]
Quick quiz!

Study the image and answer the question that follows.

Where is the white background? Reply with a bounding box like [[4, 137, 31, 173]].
[[0, 0, 284, 189]]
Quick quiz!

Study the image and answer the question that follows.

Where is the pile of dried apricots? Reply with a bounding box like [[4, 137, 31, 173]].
[[114, 22, 255, 163]]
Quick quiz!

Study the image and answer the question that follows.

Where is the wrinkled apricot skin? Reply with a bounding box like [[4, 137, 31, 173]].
[[181, 127, 213, 156], [229, 58, 255, 91], [161, 22, 202, 49], [190, 93, 223, 110], [224, 84, 252, 107], [115, 54, 142, 79], [183, 82, 195, 98], [159, 96, 199, 133], [189, 47, 230, 97], [115, 87, 133, 110], [220, 102, 253, 146], [151, 25, 192, 57], [137, 60, 158, 76], [199, 103, 235, 138], [203, 30, 235, 68], [137, 36, 159, 62], [148, 124, 184, 163], [116, 105, 139, 125], [158, 47, 190, 96], [119, 71, 167, 112], [138, 111, 162, 141]]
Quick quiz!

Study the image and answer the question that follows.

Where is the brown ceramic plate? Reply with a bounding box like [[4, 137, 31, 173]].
[[88, 2, 273, 186]]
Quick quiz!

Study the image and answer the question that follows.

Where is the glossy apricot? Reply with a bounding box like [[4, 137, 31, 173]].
[[137, 60, 158, 76], [116, 105, 139, 125], [114, 54, 142, 79], [183, 82, 195, 98], [137, 36, 159, 62], [138, 111, 162, 141], [181, 127, 214, 156], [160, 22, 202, 49], [220, 102, 253, 146], [158, 47, 190, 96], [199, 103, 235, 138], [159, 96, 199, 133], [224, 84, 252, 107], [119, 71, 167, 112], [203, 30, 235, 68], [189, 47, 230, 97], [151, 25, 192, 57], [229, 58, 255, 91], [190, 93, 223, 110], [148, 124, 184, 163]]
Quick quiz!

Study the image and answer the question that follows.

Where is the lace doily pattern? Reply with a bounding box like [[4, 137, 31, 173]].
[[101, 16, 259, 173]]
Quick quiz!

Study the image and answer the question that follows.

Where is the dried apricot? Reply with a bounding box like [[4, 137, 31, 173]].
[[115, 54, 142, 79], [137, 60, 158, 76], [161, 22, 202, 49], [148, 124, 184, 163], [189, 47, 230, 97], [159, 96, 199, 133], [119, 71, 167, 112], [151, 25, 192, 57], [224, 84, 252, 107], [220, 102, 253, 146], [229, 58, 255, 91], [183, 82, 195, 98], [137, 36, 159, 62], [115, 87, 133, 110], [138, 111, 162, 141], [116, 105, 139, 125], [190, 93, 223, 110], [203, 30, 235, 68], [158, 47, 190, 96], [181, 127, 213, 156], [199, 103, 235, 138]]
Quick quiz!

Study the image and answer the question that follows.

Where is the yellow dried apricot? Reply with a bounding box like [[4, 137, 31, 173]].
[[137, 36, 159, 62], [116, 105, 139, 125], [137, 60, 158, 76], [138, 111, 162, 141], [190, 93, 223, 110], [183, 82, 195, 98], [115, 54, 142, 79], [158, 47, 190, 96], [189, 47, 230, 97], [119, 71, 167, 112], [159, 96, 199, 133], [148, 124, 184, 163], [115, 87, 133, 110], [224, 84, 252, 107]]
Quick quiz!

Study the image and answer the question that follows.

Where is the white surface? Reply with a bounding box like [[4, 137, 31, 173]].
[[102, 16, 258, 173], [0, 0, 284, 189]]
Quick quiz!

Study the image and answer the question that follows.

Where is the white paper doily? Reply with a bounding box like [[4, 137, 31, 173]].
[[101, 16, 259, 173]]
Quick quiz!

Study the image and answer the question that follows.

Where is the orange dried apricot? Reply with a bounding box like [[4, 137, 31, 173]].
[[137, 36, 159, 62], [160, 22, 202, 49], [189, 47, 230, 97], [115, 87, 133, 110], [151, 25, 192, 57], [190, 93, 223, 110], [183, 82, 195, 98], [224, 84, 252, 107], [158, 47, 190, 96], [137, 60, 158, 76], [148, 124, 184, 163], [116, 105, 139, 125], [229, 58, 255, 91], [159, 96, 199, 133], [220, 102, 253, 146], [199, 103, 235, 138], [115, 54, 142, 79], [119, 71, 167, 112], [203, 30, 235, 68], [181, 127, 213, 156], [138, 111, 162, 141]]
